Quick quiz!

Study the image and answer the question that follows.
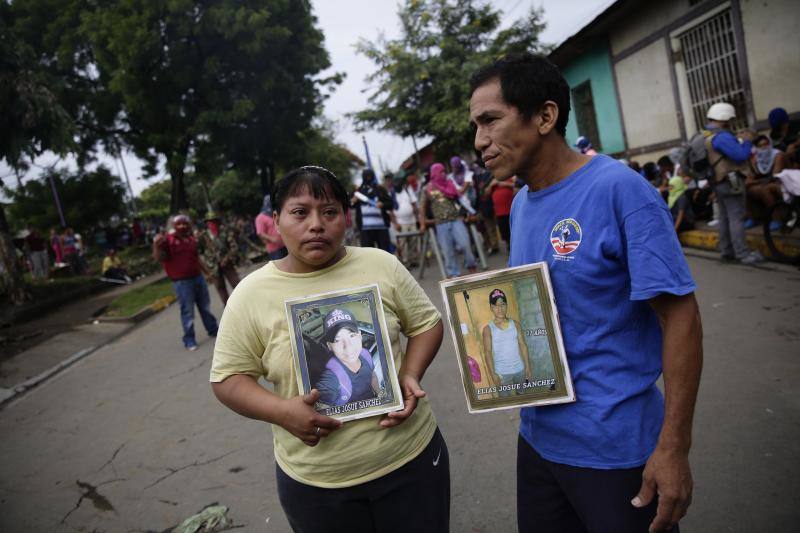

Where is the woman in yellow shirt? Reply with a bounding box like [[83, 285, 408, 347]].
[[210, 166, 449, 532]]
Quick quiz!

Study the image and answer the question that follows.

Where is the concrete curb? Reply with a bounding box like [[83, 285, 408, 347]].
[[95, 294, 177, 323], [679, 228, 800, 260], [0, 295, 176, 410]]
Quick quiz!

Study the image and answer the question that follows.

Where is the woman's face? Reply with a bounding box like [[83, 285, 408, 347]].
[[756, 139, 771, 150], [327, 326, 362, 364], [274, 186, 346, 273], [491, 299, 508, 319]]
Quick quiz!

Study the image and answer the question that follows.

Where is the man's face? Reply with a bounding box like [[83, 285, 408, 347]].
[[491, 299, 508, 319], [174, 220, 190, 236], [327, 326, 362, 364], [470, 79, 541, 180]]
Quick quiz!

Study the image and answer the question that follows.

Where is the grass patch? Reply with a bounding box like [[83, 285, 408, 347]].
[[104, 278, 174, 317]]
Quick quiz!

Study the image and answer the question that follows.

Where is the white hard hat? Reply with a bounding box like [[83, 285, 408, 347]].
[[706, 102, 736, 121]]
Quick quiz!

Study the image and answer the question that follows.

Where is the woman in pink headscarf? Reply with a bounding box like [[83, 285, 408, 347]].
[[419, 163, 477, 277]]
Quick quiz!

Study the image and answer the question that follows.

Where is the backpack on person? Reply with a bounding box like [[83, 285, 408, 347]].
[[676, 131, 713, 181]]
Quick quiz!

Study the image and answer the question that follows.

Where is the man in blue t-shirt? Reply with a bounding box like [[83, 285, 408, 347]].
[[469, 54, 703, 533]]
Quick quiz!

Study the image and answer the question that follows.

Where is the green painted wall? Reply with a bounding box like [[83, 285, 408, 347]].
[[561, 41, 626, 155]]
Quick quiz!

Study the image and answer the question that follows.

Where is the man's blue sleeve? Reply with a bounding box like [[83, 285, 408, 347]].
[[623, 202, 696, 301], [711, 131, 752, 163]]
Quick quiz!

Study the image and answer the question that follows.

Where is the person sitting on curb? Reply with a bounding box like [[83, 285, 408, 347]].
[[100, 248, 132, 284]]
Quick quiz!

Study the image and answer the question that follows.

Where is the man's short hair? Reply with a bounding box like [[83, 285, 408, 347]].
[[656, 155, 673, 170], [469, 54, 571, 137]]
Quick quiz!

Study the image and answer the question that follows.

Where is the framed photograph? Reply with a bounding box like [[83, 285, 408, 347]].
[[285, 284, 404, 422], [439, 262, 575, 413]]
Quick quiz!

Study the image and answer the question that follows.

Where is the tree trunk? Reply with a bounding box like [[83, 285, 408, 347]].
[[0, 204, 29, 305]]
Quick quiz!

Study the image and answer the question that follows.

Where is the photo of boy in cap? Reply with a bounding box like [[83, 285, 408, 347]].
[[315, 307, 383, 406], [482, 288, 532, 396]]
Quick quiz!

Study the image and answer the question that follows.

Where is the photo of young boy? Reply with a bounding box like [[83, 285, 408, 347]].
[[286, 285, 402, 421]]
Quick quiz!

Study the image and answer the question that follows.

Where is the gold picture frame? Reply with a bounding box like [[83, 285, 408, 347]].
[[440, 262, 575, 413]]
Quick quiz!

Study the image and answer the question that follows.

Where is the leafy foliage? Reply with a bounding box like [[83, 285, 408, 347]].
[[80, 0, 339, 212], [136, 179, 172, 219], [7, 0, 341, 213], [353, 0, 550, 158], [7, 166, 127, 232]]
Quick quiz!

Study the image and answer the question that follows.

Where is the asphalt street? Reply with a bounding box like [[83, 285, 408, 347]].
[[0, 251, 798, 532]]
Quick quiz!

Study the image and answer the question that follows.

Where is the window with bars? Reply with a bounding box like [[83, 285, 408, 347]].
[[678, 9, 747, 131]]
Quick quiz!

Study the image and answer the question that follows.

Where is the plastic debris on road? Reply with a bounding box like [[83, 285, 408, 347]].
[[174, 504, 232, 533]]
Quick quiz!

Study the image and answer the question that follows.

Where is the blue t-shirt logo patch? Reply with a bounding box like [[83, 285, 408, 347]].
[[550, 218, 582, 258]]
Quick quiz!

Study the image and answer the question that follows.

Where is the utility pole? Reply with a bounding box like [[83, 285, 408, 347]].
[[47, 171, 66, 228], [362, 135, 374, 170], [114, 144, 138, 217]]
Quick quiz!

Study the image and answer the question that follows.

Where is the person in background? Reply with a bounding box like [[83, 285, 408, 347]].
[[24, 226, 49, 281], [745, 135, 785, 230], [448, 156, 476, 215], [383, 172, 400, 254], [74, 230, 90, 274], [472, 162, 500, 255], [574, 136, 598, 156], [486, 174, 516, 253], [197, 212, 242, 305], [768, 107, 799, 155], [101, 248, 132, 283], [49, 227, 63, 267], [392, 171, 421, 266], [60, 227, 82, 275], [255, 194, 288, 261], [352, 168, 393, 252], [668, 176, 695, 233], [153, 214, 218, 351], [419, 163, 477, 278], [132, 217, 144, 245], [704, 102, 763, 264]]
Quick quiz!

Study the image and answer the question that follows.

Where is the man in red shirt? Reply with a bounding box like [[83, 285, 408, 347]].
[[152, 214, 218, 350], [486, 174, 516, 252]]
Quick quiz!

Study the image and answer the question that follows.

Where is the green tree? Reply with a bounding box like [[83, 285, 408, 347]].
[[80, 0, 339, 213], [0, 4, 76, 303], [136, 180, 172, 219], [285, 119, 363, 188], [8, 166, 127, 234], [353, 0, 549, 158]]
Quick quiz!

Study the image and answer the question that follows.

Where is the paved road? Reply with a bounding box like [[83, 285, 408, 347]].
[[0, 252, 798, 532]]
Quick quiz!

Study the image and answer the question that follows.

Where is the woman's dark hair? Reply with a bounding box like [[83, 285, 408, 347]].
[[469, 54, 571, 137], [642, 162, 659, 181], [273, 166, 349, 214], [489, 288, 507, 306]]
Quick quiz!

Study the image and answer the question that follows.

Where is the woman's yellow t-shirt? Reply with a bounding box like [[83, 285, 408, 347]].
[[210, 247, 440, 488]]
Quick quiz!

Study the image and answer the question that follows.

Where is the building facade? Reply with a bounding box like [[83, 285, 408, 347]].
[[550, 0, 800, 163]]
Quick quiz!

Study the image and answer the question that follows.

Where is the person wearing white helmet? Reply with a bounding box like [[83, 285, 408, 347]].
[[704, 102, 764, 265]]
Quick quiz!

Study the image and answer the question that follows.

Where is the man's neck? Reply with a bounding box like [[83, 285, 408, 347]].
[[519, 137, 592, 192]]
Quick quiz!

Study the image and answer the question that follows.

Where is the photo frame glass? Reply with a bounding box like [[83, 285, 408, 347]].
[[440, 262, 575, 413], [285, 284, 404, 422]]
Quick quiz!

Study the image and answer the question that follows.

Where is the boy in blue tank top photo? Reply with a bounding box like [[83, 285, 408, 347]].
[[469, 54, 703, 533], [482, 288, 531, 397]]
